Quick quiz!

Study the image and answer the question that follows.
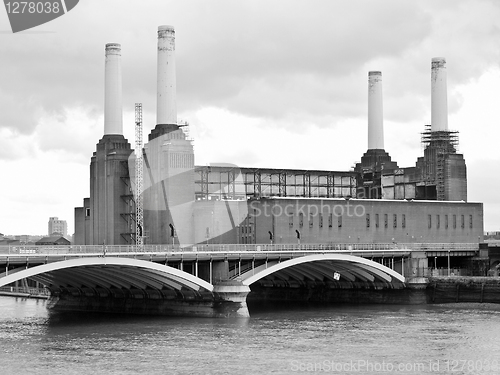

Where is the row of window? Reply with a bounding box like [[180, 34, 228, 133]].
[[287, 212, 474, 230], [426, 214, 472, 229], [292, 213, 342, 229], [366, 214, 406, 229], [366, 213, 472, 230], [169, 153, 194, 168], [241, 226, 253, 234]]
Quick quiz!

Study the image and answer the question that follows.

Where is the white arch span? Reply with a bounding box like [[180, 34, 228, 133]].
[[0, 257, 213, 292], [240, 253, 405, 286]]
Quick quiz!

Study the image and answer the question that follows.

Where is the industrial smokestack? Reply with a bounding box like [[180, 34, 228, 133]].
[[157, 25, 177, 125], [104, 43, 123, 135], [431, 57, 448, 132], [368, 71, 384, 150]]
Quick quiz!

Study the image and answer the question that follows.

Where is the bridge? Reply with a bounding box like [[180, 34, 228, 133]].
[[0, 243, 479, 317]]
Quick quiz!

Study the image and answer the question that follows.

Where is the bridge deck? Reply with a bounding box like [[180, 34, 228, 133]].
[[0, 243, 478, 266], [0, 243, 479, 265], [0, 242, 479, 254], [0, 250, 412, 265]]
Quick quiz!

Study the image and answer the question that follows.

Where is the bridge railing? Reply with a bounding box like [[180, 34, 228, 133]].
[[0, 286, 50, 297], [394, 243, 479, 251], [0, 242, 479, 255]]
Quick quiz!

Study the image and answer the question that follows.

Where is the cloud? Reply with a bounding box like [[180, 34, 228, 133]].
[[0, 128, 37, 160], [185, 106, 367, 172], [35, 107, 103, 162], [176, 0, 432, 122], [1, 0, 499, 137]]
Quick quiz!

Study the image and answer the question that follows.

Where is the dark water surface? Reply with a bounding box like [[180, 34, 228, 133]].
[[1, 296, 499, 374]]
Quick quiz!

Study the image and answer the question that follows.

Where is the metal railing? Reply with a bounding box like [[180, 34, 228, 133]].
[[0, 286, 50, 298], [395, 243, 479, 251], [0, 242, 479, 256]]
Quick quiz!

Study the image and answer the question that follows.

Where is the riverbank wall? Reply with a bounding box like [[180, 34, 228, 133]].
[[247, 277, 500, 306], [427, 276, 500, 304]]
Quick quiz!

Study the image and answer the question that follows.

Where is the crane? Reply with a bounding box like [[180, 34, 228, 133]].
[[135, 103, 144, 248]]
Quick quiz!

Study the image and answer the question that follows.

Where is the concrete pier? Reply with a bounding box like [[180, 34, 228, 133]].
[[47, 289, 250, 318], [213, 281, 251, 318]]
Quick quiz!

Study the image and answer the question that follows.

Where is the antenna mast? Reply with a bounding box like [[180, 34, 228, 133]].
[[135, 103, 144, 248]]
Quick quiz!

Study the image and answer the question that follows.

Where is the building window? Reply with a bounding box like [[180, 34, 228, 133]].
[[299, 212, 303, 228], [453, 214, 457, 229], [402, 214, 406, 229], [469, 215, 473, 229], [461, 215, 465, 229], [338, 215, 342, 228], [375, 214, 379, 228], [384, 214, 388, 228], [289, 212, 293, 228], [85, 208, 90, 217], [366, 213, 370, 228], [445, 215, 448, 229], [309, 214, 313, 228], [437, 215, 440, 229], [319, 214, 323, 228], [328, 213, 333, 228], [393, 214, 397, 228], [428, 214, 432, 229]]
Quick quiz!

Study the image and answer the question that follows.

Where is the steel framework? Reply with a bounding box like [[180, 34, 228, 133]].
[[135, 103, 144, 247], [194, 166, 357, 200]]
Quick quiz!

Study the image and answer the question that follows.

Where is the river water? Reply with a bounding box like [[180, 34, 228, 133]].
[[1, 296, 499, 374]]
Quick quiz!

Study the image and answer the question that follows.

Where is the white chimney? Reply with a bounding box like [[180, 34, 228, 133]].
[[431, 57, 448, 132], [104, 43, 123, 135], [157, 25, 177, 125], [368, 71, 384, 150]]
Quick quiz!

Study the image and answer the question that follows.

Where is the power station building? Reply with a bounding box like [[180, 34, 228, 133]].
[[74, 26, 483, 247]]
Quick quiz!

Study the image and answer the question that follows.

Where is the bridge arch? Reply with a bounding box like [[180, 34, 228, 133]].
[[239, 253, 405, 287], [0, 257, 214, 296]]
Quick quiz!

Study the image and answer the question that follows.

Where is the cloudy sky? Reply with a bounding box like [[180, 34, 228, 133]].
[[0, 0, 499, 236]]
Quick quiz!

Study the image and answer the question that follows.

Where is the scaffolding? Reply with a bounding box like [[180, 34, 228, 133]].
[[420, 125, 460, 200], [119, 160, 135, 243], [421, 125, 459, 151]]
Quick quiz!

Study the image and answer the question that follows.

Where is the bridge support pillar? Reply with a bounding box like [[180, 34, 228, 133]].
[[212, 260, 229, 282], [213, 281, 251, 318], [408, 251, 428, 277]]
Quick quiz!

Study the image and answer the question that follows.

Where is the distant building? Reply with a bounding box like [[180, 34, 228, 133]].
[[14, 234, 30, 243], [0, 238, 21, 246], [35, 236, 71, 246], [48, 217, 67, 237], [485, 231, 500, 240]]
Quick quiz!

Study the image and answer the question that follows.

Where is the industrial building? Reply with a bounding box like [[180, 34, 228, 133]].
[[74, 26, 482, 248], [48, 217, 68, 237]]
